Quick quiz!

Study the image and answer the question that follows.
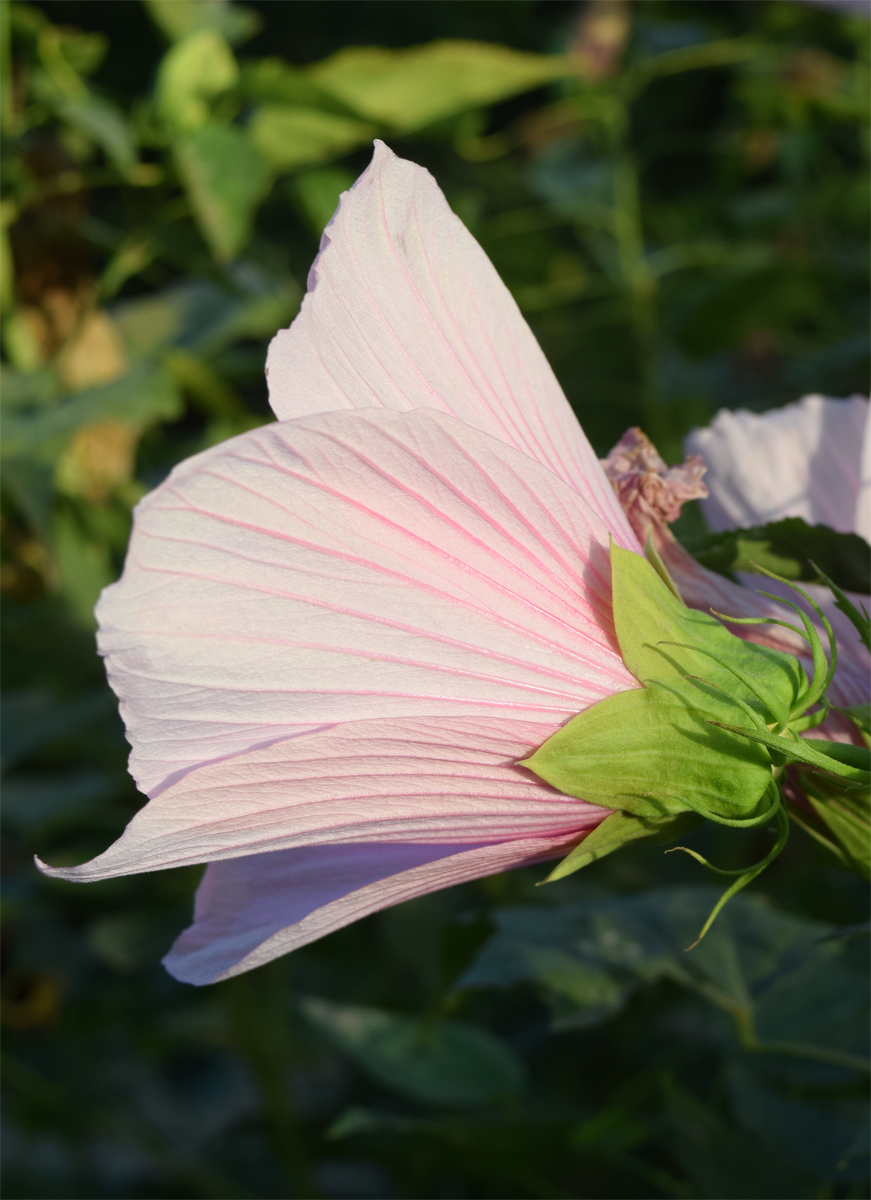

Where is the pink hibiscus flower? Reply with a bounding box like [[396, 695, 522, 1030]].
[[41, 143, 647, 985]]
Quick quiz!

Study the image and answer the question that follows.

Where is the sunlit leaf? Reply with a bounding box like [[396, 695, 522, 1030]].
[[308, 41, 572, 133], [156, 28, 238, 130], [145, 0, 260, 47], [610, 544, 806, 725], [248, 105, 374, 171], [175, 123, 272, 260], [291, 165, 356, 235]]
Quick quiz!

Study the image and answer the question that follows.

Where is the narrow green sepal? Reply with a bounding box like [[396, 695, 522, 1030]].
[[788, 704, 830, 734], [811, 560, 871, 652], [788, 773, 871, 880], [707, 721, 871, 785], [833, 704, 871, 744], [540, 809, 702, 884], [683, 800, 790, 949]]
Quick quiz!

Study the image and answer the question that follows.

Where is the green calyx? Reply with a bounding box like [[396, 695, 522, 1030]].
[[523, 542, 870, 944]]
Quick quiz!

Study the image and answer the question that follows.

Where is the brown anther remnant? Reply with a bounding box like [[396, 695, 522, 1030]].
[[601, 427, 708, 543]]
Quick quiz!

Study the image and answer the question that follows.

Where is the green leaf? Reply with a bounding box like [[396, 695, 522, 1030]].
[[682, 517, 870, 595], [0, 689, 113, 770], [240, 58, 356, 112], [291, 166, 356, 236], [462, 888, 870, 1069], [111, 268, 299, 361], [307, 41, 572, 133], [299, 997, 524, 1108], [52, 504, 115, 627], [727, 1062, 871, 1184], [156, 29, 238, 131], [610, 543, 806, 727], [145, 0, 260, 46], [1, 769, 120, 833], [57, 94, 136, 173], [248, 105, 374, 172], [1, 365, 182, 463], [523, 686, 772, 824], [175, 123, 272, 261]]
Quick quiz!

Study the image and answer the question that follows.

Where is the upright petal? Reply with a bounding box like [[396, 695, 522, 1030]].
[[266, 141, 637, 543], [163, 834, 584, 985], [686, 394, 870, 537], [38, 715, 606, 881], [96, 408, 637, 796]]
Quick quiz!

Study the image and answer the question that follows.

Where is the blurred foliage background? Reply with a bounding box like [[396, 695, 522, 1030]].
[[1, 1, 869, 1197]]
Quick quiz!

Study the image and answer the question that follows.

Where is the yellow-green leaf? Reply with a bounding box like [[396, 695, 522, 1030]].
[[248, 105, 374, 171], [157, 28, 238, 131], [175, 123, 272, 260], [308, 40, 572, 133]]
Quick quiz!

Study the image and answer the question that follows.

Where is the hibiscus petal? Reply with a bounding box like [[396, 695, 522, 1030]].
[[37, 715, 606, 882], [162, 834, 582, 985], [96, 408, 637, 795], [266, 141, 636, 543], [686, 394, 870, 537]]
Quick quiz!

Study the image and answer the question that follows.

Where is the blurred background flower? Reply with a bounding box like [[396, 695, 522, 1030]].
[[2, 2, 868, 1197]]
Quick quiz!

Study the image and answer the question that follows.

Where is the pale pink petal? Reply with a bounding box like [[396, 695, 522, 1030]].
[[859, 407, 871, 543], [37, 716, 606, 882], [685, 394, 870, 536], [266, 141, 637, 544], [163, 834, 583, 985], [95, 408, 637, 796]]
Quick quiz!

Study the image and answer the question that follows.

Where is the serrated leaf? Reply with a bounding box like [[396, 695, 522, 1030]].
[[299, 997, 524, 1108], [175, 123, 272, 261]]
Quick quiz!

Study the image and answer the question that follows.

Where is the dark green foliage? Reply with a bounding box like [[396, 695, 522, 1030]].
[[683, 516, 871, 593], [2, 1, 868, 1197]]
